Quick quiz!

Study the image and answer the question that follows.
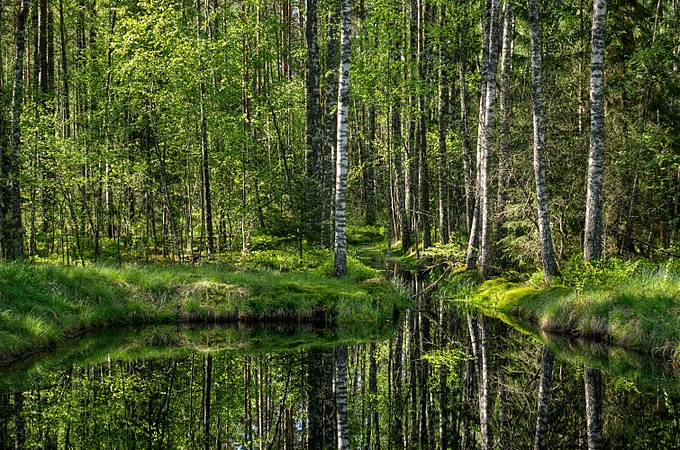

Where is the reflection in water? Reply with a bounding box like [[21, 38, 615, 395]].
[[533, 347, 554, 450], [584, 367, 603, 450], [0, 313, 678, 448]]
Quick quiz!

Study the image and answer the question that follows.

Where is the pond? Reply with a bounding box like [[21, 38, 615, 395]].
[[0, 308, 678, 449]]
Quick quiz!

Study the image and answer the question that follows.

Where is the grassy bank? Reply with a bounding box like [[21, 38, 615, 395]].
[[441, 259, 680, 360], [0, 252, 408, 365]]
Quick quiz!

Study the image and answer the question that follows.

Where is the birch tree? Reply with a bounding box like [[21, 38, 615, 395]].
[[333, 0, 351, 277], [529, 0, 559, 282], [584, 0, 606, 261]]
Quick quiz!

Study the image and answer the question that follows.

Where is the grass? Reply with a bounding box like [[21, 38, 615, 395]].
[[0, 252, 409, 365], [443, 259, 680, 361]]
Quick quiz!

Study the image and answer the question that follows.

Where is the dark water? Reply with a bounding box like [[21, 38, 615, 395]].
[[0, 311, 678, 449]]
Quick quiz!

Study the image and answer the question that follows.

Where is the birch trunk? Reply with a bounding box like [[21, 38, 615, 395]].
[[584, 367, 603, 450], [333, 0, 351, 277], [477, 0, 501, 279], [584, 0, 606, 261], [335, 345, 350, 450], [529, 0, 559, 282], [496, 2, 513, 250], [532, 347, 554, 450]]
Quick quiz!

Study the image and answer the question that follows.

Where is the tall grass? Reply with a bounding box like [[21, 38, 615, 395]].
[[0, 256, 408, 365], [450, 259, 680, 360]]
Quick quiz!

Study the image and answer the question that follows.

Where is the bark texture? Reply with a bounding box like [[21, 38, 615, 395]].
[[529, 0, 559, 282], [333, 0, 351, 277], [4, 0, 30, 261], [305, 0, 322, 244], [584, 367, 603, 450], [532, 348, 554, 450], [584, 0, 606, 261]]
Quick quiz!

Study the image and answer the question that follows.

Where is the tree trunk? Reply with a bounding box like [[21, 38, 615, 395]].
[[584, 367, 603, 450], [584, 0, 606, 261], [532, 347, 554, 450], [4, 0, 30, 261], [333, 0, 351, 277], [437, 1, 449, 245], [197, 0, 214, 256], [335, 345, 350, 450], [496, 2, 513, 253], [529, 0, 559, 282], [322, 0, 340, 248], [305, 0, 322, 245], [476, 0, 502, 279]]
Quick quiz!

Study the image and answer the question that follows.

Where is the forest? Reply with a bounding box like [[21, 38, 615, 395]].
[[0, 0, 676, 272], [0, 1, 679, 448]]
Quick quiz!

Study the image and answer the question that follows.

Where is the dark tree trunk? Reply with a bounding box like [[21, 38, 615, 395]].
[[322, 0, 340, 248], [305, 0, 322, 245], [437, 1, 449, 245], [532, 348, 554, 450], [4, 0, 31, 261]]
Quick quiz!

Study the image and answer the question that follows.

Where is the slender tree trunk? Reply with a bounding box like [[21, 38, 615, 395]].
[[202, 355, 212, 450], [322, 0, 340, 248], [529, 0, 559, 282], [477, 314, 492, 450], [459, 62, 473, 237], [476, 0, 502, 279], [335, 345, 350, 450], [305, 0, 322, 244], [532, 348, 554, 450], [437, 1, 449, 245], [197, 0, 214, 256], [496, 2, 513, 252], [307, 349, 324, 450], [416, 0, 431, 250], [584, 367, 603, 450], [5, 0, 31, 261], [333, 0, 351, 277], [584, 0, 606, 261], [364, 106, 376, 226]]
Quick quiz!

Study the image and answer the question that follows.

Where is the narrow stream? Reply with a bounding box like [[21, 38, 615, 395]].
[[0, 302, 678, 449]]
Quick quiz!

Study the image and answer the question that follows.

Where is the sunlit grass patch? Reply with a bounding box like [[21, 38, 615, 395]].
[[451, 260, 680, 360], [0, 254, 408, 365]]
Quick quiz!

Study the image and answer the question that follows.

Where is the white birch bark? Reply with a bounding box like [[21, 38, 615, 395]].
[[529, 0, 559, 282], [333, 0, 351, 277], [477, 0, 501, 279], [335, 345, 350, 450], [584, 0, 606, 261]]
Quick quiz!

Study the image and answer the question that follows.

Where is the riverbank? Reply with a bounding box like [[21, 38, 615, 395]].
[[445, 259, 680, 361], [0, 253, 408, 365]]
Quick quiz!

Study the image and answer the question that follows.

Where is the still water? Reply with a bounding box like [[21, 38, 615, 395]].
[[0, 311, 678, 449]]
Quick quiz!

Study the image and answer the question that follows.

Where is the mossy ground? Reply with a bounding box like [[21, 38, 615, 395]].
[[440, 258, 680, 361], [0, 243, 409, 365]]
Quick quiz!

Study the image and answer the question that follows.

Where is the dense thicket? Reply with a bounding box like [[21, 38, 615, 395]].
[[0, 0, 677, 269]]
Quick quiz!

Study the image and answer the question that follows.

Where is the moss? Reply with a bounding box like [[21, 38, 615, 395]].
[[451, 264, 680, 361]]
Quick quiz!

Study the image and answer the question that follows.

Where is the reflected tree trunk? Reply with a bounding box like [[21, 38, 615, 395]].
[[307, 349, 324, 450], [336, 345, 349, 450], [390, 323, 404, 450], [532, 347, 554, 450], [584, 367, 603, 450]]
